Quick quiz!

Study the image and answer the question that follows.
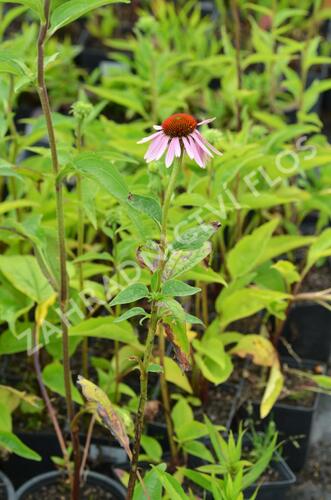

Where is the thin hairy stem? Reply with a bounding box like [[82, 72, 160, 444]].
[[127, 155, 182, 498], [32, 324, 69, 466], [37, 2, 80, 497]]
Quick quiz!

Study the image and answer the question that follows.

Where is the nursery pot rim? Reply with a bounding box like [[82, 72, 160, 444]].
[[15, 469, 127, 500], [0, 470, 15, 500]]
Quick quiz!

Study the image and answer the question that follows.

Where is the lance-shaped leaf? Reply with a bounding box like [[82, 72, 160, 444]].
[[114, 307, 148, 323], [163, 242, 212, 280], [109, 283, 149, 307], [49, 0, 130, 35], [162, 280, 201, 297], [306, 228, 331, 270], [260, 362, 284, 419], [172, 222, 221, 251], [127, 193, 162, 227], [77, 376, 131, 459], [0, 431, 41, 461]]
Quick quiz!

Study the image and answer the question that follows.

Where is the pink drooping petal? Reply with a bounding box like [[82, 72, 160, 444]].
[[154, 135, 170, 161], [137, 130, 163, 144], [165, 139, 176, 168], [188, 135, 205, 168], [153, 125, 162, 130], [144, 134, 167, 161], [195, 130, 222, 156], [197, 117, 216, 126], [172, 137, 181, 158], [182, 136, 194, 160], [191, 131, 213, 158]]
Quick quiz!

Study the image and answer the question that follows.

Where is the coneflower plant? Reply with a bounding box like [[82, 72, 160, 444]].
[[126, 113, 222, 498]]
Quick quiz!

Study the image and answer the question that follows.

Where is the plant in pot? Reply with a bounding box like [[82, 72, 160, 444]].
[[179, 419, 294, 500]]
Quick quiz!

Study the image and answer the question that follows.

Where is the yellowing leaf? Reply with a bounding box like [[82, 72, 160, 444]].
[[230, 334, 277, 367], [260, 363, 284, 418], [35, 293, 57, 327], [77, 376, 131, 459], [158, 357, 193, 394]]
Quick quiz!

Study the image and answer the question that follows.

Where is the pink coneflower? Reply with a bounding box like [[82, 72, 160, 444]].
[[138, 113, 222, 168]]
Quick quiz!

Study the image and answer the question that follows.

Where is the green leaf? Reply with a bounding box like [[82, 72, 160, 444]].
[[256, 235, 315, 265], [162, 280, 201, 297], [172, 222, 221, 251], [217, 288, 289, 329], [193, 338, 233, 385], [0, 0, 42, 18], [0, 281, 33, 334], [0, 325, 32, 355], [72, 153, 129, 202], [0, 199, 38, 215], [185, 313, 204, 326], [49, 0, 130, 35], [183, 441, 215, 463], [242, 434, 277, 489], [43, 362, 83, 405], [69, 317, 137, 344], [127, 193, 162, 226], [0, 431, 41, 461], [306, 228, 331, 270], [227, 219, 279, 279], [0, 52, 30, 76], [133, 464, 165, 500], [181, 469, 213, 493], [0, 402, 12, 432], [171, 399, 193, 430], [141, 435, 162, 462], [152, 466, 188, 500], [163, 242, 212, 280], [114, 307, 147, 323], [181, 265, 227, 286], [0, 159, 23, 180], [176, 421, 208, 442], [147, 363, 163, 373], [0, 255, 53, 304], [109, 284, 149, 307]]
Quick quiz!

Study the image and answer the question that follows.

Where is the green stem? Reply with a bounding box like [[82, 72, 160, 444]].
[[230, 0, 242, 131], [37, 3, 80, 498], [7, 74, 21, 222], [75, 120, 88, 377], [127, 155, 182, 499]]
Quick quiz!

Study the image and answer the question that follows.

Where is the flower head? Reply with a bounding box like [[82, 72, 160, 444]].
[[138, 113, 222, 168]]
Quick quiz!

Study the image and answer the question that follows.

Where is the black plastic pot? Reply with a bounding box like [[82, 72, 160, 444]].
[[0, 432, 127, 488], [16, 470, 126, 500], [281, 303, 331, 363], [243, 458, 296, 500], [0, 471, 15, 500], [246, 358, 322, 472]]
